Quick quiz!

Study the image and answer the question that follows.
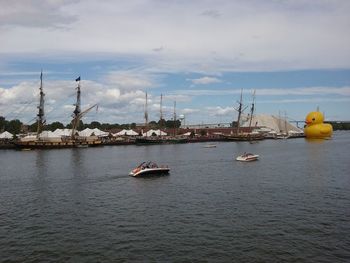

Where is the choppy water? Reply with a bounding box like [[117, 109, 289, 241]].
[[1, 132, 350, 262]]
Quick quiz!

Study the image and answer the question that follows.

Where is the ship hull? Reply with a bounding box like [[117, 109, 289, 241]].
[[224, 134, 265, 141], [135, 137, 188, 145], [13, 140, 102, 149]]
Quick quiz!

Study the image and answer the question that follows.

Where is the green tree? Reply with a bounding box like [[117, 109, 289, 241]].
[[77, 120, 84, 130], [149, 121, 158, 128], [89, 121, 101, 129], [66, 120, 84, 130], [0, 116, 6, 132], [231, 121, 237, 127], [28, 122, 37, 132], [48, 121, 65, 131], [101, 123, 112, 130], [5, 119, 22, 134], [165, 119, 181, 128]]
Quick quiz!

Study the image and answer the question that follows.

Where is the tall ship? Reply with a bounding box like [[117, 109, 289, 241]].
[[135, 94, 187, 145], [14, 73, 102, 149], [224, 89, 264, 141]]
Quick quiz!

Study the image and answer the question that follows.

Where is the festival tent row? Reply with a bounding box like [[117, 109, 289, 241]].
[[38, 128, 110, 138], [2, 128, 170, 141], [19, 128, 139, 140], [20, 128, 110, 141], [112, 129, 168, 137]]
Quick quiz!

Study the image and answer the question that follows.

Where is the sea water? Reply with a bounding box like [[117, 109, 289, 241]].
[[1, 132, 349, 261]]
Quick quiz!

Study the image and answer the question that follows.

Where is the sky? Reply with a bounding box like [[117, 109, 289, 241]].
[[0, 0, 349, 126]]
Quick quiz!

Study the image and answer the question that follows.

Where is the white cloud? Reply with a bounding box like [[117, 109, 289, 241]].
[[189, 76, 222, 85], [259, 97, 350, 104], [258, 87, 350, 96], [0, 0, 77, 28], [105, 71, 156, 91], [1, 1, 349, 124], [158, 94, 191, 103], [200, 9, 221, 19], [180, 108, 200, 115], [0, 78, 148, 124], [0, 0, 349, 71], [174, 86, 350, 97], [206, 106, 235, 116], [1, 78, 349, 125], [0, 71, 53, 76]]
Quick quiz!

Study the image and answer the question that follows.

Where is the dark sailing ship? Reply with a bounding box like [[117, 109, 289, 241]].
[[14, 73, 102, 149], [224, 89, 264, 141], [135, 93, 187, 145]]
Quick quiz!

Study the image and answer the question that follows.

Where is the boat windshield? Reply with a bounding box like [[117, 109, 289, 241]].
[[137, 162, 146, 168], [137, 161, 159, 169], [146, 161, 158, 168]]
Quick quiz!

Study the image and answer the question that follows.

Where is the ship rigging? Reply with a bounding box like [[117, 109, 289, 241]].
[[14, 73, 101, 149]]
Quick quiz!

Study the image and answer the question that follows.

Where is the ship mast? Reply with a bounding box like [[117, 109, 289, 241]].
[[160, 93, 163, 123], [284, 111, 288, 134], [159, 94, 163, 135], [70, 76, 97, 139], [173, 100, 177, 136], [235, 89, 244, 134], [36, 70, 45, 138], [248, 90, 256, 129], [71, 76, 81, 138], [144, 91, 148, 128]]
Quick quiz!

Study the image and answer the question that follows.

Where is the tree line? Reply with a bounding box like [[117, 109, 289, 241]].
[[327, 121, 350, 130], [0, 116, 182, 135]]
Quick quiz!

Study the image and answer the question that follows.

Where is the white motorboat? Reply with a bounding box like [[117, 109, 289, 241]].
[[129, 161, 170, 177], [203, 144, 217, 148], [236, 153, 259, 162]]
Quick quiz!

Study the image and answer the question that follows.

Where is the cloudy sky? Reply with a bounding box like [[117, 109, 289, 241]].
[[0, 0, 349, 125]]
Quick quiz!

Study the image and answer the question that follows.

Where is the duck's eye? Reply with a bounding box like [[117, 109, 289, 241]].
[[312, 118, 315, 121]]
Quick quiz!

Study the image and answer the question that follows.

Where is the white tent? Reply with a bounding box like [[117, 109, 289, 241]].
[[182, 132, 192, 136], [79, 128, 94, 137], [79, 128, 109, 137], [114, 129, 138, 136], [39, 130, 56, 138], [39, 130, 62, 142], [52, 128, 73, 137], [143, 129, 167, 137], [0, 131, 13, 139], [92, 128, 109, 137]]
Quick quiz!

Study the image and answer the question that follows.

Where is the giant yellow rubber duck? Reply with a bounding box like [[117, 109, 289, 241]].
[[304, 111, 333, 139]]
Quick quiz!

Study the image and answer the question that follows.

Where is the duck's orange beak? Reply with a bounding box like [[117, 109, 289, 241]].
[[305, 119, 312, 125]]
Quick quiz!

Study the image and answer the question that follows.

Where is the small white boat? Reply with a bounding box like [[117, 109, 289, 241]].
[[129, 161, 170, 177], [203, 144, 217, 148], [236, 153, 259, 162]]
